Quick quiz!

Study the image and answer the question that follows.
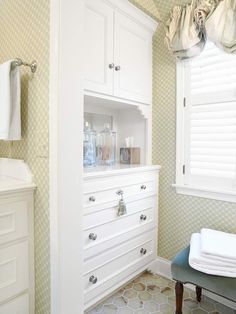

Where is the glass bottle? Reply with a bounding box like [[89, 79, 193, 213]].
[[97, 123, 116, 166], [83, 121, 96, 167]]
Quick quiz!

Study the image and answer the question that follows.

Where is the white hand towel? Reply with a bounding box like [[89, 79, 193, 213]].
[[201, 228, 236, 262], [0, 60, 21, 140], [189, 233, 236, 277]]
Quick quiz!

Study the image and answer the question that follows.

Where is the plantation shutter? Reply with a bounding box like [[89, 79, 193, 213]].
[[184, 41, 236, 190]]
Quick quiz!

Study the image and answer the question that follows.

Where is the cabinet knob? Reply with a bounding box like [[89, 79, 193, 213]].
[[115, 65, 121, 71], [140, 248, 147, 255], [89, 196, 96, 202], [116, 189, 124, 196], [89, 275, 97, 284], [89, 233, 97, 241], [140, 214, 147, 221], [141, 185, 146, 190], [109, 63, 114, 69]]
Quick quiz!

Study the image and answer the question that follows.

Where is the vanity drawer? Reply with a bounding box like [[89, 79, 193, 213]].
[[0, 241, 29, 303], [0, 200, 28, 245], [84, 237, 155, 295], [84, 172, 157, 208], [83, 206, 155, 253], [0, 294, 29, 314], [84, 196, 155, 229], [84, 230, 155, 273]]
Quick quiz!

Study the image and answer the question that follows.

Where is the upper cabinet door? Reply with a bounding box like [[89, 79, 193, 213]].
[[84, 0, 114, 95], [114, 13, 152, 105]]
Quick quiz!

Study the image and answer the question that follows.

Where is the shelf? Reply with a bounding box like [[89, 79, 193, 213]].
[[83, 164, 161, 178]]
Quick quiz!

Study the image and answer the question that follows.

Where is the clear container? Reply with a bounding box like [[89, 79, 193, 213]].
[[97, 123, 116, 166], [83, 121, 96, 167]]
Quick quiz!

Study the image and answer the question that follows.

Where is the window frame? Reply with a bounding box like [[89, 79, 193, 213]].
[[174, 61, 236, 203]]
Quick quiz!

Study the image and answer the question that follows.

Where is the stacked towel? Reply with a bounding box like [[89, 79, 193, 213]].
[[0, 60, 21, 140], [189, 229, 236, 277]]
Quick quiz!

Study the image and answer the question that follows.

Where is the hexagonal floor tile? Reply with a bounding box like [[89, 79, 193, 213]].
[[138, 291, 152, 301], [143, 300, 159, 312]]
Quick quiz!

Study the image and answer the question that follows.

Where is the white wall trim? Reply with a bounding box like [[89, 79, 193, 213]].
[[173, 184, 236, 203], [150, 257, 236, 310], [49, 0, 84, 313]]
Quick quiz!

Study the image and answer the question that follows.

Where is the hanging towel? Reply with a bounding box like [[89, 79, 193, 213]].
[[201, 228, 236, 262], [189, 233, 236, 277], [0, 60, 21, 140]]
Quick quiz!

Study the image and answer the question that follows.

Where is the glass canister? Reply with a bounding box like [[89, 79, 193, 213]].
[[83, 121, 96, 167], [97, 123, 116, 166]]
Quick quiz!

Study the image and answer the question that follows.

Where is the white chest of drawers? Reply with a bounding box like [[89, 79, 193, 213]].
[[83, 165, 160, 310], [0, 159, 35, 314]]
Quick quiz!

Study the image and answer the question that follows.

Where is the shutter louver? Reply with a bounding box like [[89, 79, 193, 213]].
[[184, 41, 236, 189]]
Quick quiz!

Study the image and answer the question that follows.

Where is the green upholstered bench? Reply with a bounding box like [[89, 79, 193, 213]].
[[171, 246, 236, 314]]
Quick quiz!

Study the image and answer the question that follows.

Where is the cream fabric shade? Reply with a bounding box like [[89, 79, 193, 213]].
[[205, 0, 236, 54], [165, 0, 206, 60]]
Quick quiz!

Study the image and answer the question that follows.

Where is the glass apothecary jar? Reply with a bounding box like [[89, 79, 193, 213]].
[[97, 123, 116, 166], [83, 121, 96, 167]]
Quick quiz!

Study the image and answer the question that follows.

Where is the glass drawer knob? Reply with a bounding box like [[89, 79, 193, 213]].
[[89, 233, 97, 241], [140, 248, 147, 255], [141, 185, 146, 190], [89, 275, 97, 284], [140, 214, 147, 221], [89, 196, 96, 202]]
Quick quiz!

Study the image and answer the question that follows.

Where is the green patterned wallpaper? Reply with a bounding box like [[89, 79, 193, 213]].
[[0, 1, 50, 313], [131, 0, 236, 260]]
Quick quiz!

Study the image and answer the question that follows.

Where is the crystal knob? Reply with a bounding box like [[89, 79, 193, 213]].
[[115, 65, 121, 71], [89, 275, 97, 284], [109, 63, 114, 69], [141, 185, 146, 190], [89, 196, 96, 202], [89, 233, 97, 241], [140, 248, 147, 255]]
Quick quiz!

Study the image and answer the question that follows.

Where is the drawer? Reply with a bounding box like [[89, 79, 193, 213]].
[[84, 230, 156, 273], [83, 206, 155, 253], [84, 196, 155, 229], [84, 237, 154, 292], [84, 172, 157, 208], [84, 238, 155, 305], [0, 294, 29, 314], [0, 200, 28, 245], [0, 241, 29, 303]]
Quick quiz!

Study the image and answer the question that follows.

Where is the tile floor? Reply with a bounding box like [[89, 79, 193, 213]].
[[86, 272, 236, 314]]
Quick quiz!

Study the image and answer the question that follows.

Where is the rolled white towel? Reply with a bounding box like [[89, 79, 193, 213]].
[[189, 233, 236, 277], [201, 228, 236, 262]]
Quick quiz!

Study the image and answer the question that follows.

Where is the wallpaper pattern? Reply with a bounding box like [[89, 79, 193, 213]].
[[0, 1, 50, 313], [131, 0, 236, 260]]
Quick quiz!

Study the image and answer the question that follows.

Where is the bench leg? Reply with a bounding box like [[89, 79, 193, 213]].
[[196, 286, 202, 302], [175, 281, 184, 314]]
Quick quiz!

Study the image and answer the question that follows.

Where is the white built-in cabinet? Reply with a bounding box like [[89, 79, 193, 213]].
[[83, 1, 159, 311], [84, 0, 155, 105], [0, 159, 35, 314]]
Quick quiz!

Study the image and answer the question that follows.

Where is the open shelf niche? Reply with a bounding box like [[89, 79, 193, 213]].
[[84, 95, 152, 171]]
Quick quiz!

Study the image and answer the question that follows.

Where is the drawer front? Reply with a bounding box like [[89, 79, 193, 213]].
[[84, 237, 154, 294], [0, 241, 29, 303], [84, 230, 156, 273], [0, 200, 28, 245], [83, 206, 155, 252], [84, 172, 157, 208], [84, 196, 155, 230], [0, 294, 29, 314]]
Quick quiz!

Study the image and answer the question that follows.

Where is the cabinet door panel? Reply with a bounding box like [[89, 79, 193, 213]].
[[114, 13, 152, 104], [84, 0, 114, 95]]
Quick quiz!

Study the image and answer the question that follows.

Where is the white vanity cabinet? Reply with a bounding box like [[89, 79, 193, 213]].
[[0, 159, 35, 314], [83, 165, 160, 310], [84, 0, 157, 105]]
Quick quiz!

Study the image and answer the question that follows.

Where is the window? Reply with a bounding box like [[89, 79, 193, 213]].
[[175, 41, 236, 202]]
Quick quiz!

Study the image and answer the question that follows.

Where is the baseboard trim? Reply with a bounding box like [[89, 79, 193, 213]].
[[148, 257, 236, 310]]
